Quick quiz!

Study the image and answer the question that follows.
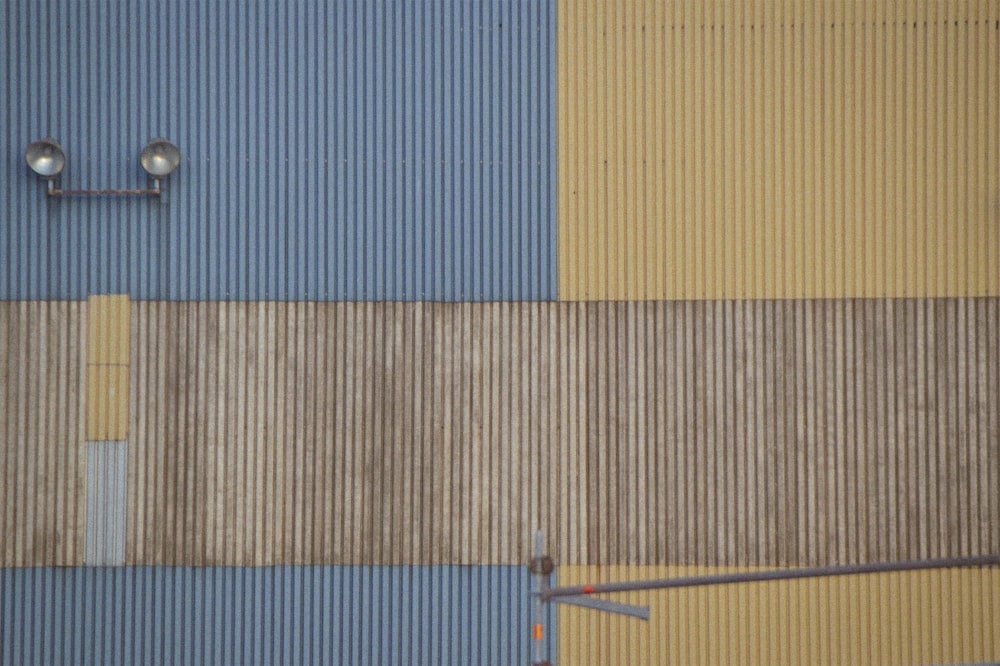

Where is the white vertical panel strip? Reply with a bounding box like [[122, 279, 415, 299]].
[[84, 441, 127, 566]]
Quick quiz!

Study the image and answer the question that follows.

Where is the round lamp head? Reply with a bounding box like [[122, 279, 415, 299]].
[[140, 138, 181, 177], [25, 139, 66, 178]]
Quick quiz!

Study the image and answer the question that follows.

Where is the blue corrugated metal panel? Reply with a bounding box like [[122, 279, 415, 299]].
[[0, 566, 557, 665], [1, 0, 556, 301], [84, 442, 128, 566]]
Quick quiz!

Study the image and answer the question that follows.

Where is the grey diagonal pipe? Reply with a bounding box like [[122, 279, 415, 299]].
[[541, 555, 1000, 601]]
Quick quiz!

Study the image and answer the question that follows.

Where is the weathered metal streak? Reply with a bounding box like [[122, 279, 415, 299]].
[[122, 299, 1000, 567], [0, 301, 85, 567]]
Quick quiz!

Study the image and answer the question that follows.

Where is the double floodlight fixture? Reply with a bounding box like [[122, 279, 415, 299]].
[[24, 137, 180, 197]]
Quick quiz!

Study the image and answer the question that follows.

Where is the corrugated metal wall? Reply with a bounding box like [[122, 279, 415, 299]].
[[6, 299, 998, 569], [0, 301, 85, 567], [128, 299, 999, 567], [86, 295, 130, 441], [5, 0, 1000, 663], [1, 566, 555, 666], [1, 0, 555, 301], [5, 298, 998, 662], [84, 442, 128, 566], [557, 565, 1000, 665], [550, 1, 1000, 660], [558, 0, 1000, 300]]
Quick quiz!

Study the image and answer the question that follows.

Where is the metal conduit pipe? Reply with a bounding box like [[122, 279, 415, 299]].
[[541, 554, 1000, 601]]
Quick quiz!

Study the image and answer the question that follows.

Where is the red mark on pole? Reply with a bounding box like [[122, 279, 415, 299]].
[[582, 585, 595, 594], [533, 624, 544, 640]]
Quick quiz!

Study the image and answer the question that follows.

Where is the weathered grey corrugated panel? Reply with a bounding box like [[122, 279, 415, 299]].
[[127, 299, 1000, 567], [1, 0, 556, 302], [0, 301, 85, 567], [0, 565, 556, 666], [85, 441, 128, 566]]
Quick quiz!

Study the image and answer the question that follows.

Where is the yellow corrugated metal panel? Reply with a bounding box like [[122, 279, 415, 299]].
[[0, 302, 86, 566], [85, 294, 130, 440], [558, 565, 1000, 665], [86, 365, 129, 441], [86, 295, 130, 365], [557, 0, 1000, 300]]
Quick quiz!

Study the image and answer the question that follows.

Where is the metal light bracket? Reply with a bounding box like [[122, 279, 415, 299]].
[[45, 178, 165, 198], [25, 138, 180, 199]]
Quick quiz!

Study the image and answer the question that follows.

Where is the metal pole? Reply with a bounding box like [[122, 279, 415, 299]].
[[542, 554, 1000, 601], [530, 530, 551, 666]]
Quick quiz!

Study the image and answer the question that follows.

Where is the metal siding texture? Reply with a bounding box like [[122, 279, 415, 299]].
[[557, 0, 1000, 300], [117, 299, 1000, 567], [85, 365, 129, 441], [0, 0, 555, 301], [0, 301, 86, 567], [84, 441, 128, 566], [86, 295, 130, 365], [0, 565, 556, 666], [556, 565, 1000, 666], [85, 296, 130, 439]]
